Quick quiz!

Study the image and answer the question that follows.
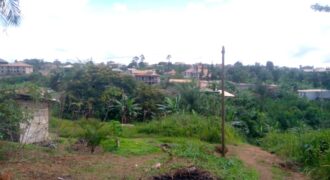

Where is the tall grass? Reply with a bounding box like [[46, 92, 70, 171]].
[[261, 130, 330, 179], [136, 113, 243, 144]]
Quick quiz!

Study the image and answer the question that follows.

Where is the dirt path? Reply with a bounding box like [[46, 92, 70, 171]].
[[227, 144, 307, 180]]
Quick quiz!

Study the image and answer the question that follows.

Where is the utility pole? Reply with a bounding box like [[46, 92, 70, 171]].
[[221, 46, 226, 157]]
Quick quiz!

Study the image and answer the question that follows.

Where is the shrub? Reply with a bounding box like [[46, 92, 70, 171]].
[[261, 130, 330, 179], [78, 120, 122, 153]]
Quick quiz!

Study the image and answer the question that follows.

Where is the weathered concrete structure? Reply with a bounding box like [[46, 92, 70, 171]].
[[16, 98, 50, 144]]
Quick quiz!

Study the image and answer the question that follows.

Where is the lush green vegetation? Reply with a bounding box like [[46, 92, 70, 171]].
[[1, 60, 330, 178], [261, 130, 330, 179], [137, 114, 242, 144], [47, 117, 258, 179]]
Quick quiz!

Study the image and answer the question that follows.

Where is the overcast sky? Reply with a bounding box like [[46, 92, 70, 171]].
[[0, 0, 330, 67]]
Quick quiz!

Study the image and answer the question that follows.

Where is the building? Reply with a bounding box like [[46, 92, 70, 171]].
[[39, 62, 58, 76], [169, 79, 192, 84], [298, 89, 330, 100], [183, 68, 200, 79], [129, 69, 160, 85], [15, 94, 51, 144], [200, 88, 235, 97], [182, 64, 208, 79], [0, 60, 33, 76], [164, 69, 176, 76]]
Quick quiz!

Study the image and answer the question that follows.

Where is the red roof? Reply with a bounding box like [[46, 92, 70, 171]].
[[0, 62, 32, 67]]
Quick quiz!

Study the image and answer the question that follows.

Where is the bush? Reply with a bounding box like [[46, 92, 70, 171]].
[[136, 114, 243, 144], [50, 118, 122, 153], [78, 119, 122, 153], [261, 130, 330, 179]]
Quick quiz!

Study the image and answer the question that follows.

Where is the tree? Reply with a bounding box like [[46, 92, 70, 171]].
[[112, 95, 140, 124], [166, 55, 172, 71], [140, 54, 145, 62], [166, 54, 172, 62], [128, 56, 139, 68], [101, 87, 123, 121], [157, 96, 181, 116], [0, 0, 20, 25], [266, 61, 274, 71], [138, 54, 146, 68]]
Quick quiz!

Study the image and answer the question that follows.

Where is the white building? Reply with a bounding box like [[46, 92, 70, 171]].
[[0, 61, 33, 76], [298, 89, 330, 100]]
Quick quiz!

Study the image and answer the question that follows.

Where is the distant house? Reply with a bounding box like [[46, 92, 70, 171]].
[[129, 69, 160, 85], [298, 89, 330, 100], [228, 82, 255, 90], [112, 68, 123, 73], [164, 69, 176, 76], [13, 93, 52, 144], [228, 81, 279, 91], [183, 68, 199, 79], [39, 63, 58, 76], [200, 88, 235, 97], [183, 64, 208, 79], [169, 79, 192, 84], [0, 60, 33, 76], [299, 65, 314, 72]]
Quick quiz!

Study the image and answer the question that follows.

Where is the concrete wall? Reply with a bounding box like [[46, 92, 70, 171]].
[[17, 100, 49, 144]]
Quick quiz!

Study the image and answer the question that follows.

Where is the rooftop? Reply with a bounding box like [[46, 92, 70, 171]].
[[298, 89, 330, 92], [169, 79, 192, 83], [0, 62, 32, 67]]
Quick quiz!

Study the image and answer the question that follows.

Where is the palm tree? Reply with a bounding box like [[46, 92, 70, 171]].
[[157, 96, 181, 116], [113, 95, 141, 124], [0, 0, 21, 26]]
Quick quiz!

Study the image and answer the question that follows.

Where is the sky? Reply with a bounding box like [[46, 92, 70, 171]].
[[0, 0, 330, 67]]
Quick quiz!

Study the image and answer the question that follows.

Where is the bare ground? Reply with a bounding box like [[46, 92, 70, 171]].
[[227, 144, 307, 180], [0, 152, 162, 180]]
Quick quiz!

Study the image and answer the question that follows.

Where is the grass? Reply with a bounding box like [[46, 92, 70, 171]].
[[261, 130, 330, 179], [136, 113, 243, 144], [44, 116, 258, 179], [101, 138, 161, 156]]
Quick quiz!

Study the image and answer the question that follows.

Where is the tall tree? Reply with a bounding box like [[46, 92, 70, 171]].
[[166, 55, 172, 71], [0, 0, 20, 25], [139, 54, 146, 68]]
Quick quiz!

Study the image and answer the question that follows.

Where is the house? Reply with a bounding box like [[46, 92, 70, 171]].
[[0, 60, 33, 76], [228, 82, 255, 90], [299, 65, 314, 72], [200, 88, 235, 97], [169, 79, 192, 84], [164, 69, 176, 76], [39, 62, 58, 76], [298, 89, 330, 100], [182, 64, 208, 79], [15, 94, 51, 144], [129, 69, 160, 85], [183, 68, 199, 79]]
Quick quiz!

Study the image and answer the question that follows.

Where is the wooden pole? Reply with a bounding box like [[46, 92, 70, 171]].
[[221, 46, 226, 157]]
